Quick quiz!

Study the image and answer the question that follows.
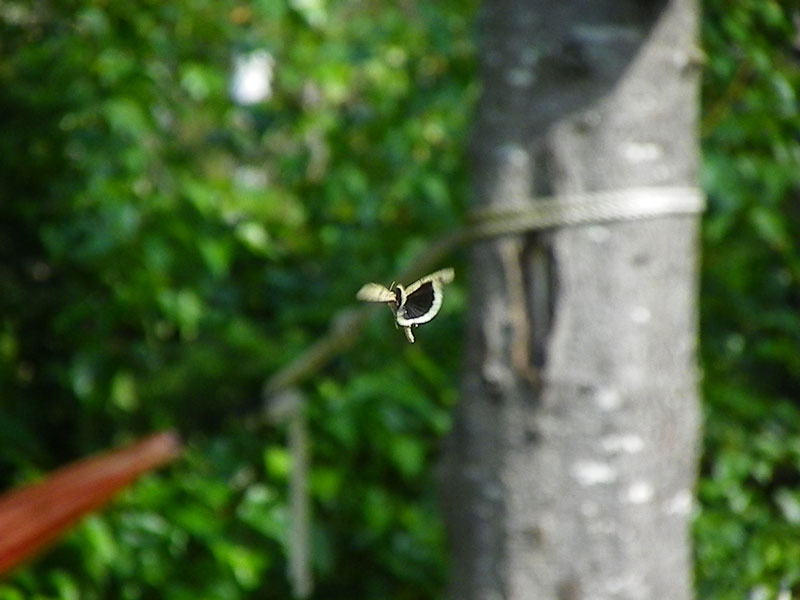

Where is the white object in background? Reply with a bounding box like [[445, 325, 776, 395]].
[[230, 50, 275, 105]]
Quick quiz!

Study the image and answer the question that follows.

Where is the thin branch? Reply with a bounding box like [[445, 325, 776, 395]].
[[261, 229, 469, 401], [261, 187, 704, 403]]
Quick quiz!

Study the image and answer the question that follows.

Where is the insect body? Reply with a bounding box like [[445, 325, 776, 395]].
[[356, 268, 455, 343]]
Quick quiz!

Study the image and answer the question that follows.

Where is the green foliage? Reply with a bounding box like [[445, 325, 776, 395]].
[[0, 0, 475, 598], [696, 0, 800, 597]]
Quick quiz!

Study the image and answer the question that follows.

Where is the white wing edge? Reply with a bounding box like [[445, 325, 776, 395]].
[[403, 267, 454, 295], [395, 282, 444, 327], [356, 283, 395, 303]]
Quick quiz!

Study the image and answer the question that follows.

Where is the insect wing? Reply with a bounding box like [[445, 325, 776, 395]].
[[356, 283, 395, 303], [395, 268, 453, 327]]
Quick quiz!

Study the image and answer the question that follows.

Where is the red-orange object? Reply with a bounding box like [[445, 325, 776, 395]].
[[0, 431, 181, 576]]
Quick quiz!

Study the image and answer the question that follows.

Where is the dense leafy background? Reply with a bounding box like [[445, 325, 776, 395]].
[[696, 0, 800, 598], [0, 1, 474, 598], [0, 0, 797, 598]]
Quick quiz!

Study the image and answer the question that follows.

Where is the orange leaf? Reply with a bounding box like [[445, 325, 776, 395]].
[[0, 431, 181, 576]]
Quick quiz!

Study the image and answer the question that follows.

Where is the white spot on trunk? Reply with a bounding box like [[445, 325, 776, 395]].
[[631, 305, 651, 324], [664, 489, 693, 515], [572, 460, 616, 486], [621, 141, 663, 163], [625, 481, 653, 504], [604, 574, 649, 597], [602, 433, 645, 454], [596, 387, 622, 411]]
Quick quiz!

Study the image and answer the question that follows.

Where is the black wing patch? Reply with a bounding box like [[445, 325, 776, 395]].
[[402, 281, 435, 319], [357, 267, 453, 340]]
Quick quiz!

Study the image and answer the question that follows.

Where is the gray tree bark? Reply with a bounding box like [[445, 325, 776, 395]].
[[442, 1, 702, 599]]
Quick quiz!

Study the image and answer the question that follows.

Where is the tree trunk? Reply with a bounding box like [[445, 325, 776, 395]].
[[442, 1, 701, 599]]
